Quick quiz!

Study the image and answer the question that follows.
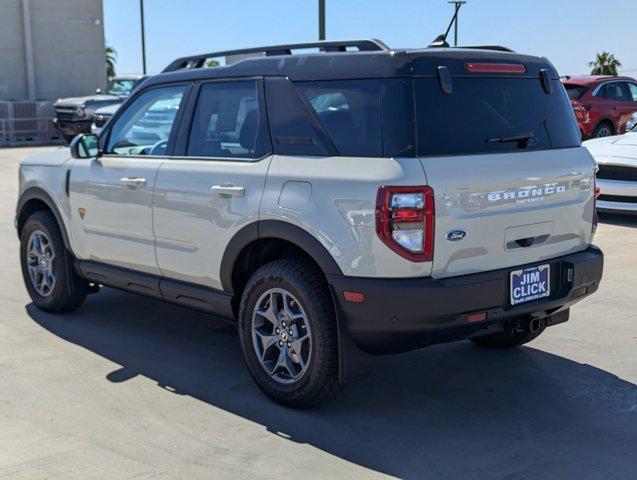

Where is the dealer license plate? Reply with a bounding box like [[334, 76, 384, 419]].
[[510, 264, 550, 305]]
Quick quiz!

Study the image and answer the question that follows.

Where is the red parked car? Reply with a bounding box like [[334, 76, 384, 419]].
[[562, 76, 637, 139]]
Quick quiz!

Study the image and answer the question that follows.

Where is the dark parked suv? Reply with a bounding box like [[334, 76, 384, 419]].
[[53, 75, 144, 143], [562, 75, 637, 139]]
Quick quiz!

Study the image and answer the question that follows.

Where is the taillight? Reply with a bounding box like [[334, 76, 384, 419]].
[[571, 101, 591, 123], [376, 186, 434, 262], [465, 63, 526, 74]]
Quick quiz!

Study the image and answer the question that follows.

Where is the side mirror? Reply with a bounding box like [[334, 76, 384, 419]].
[[96, 88, 103, 94], [70, 134, 100, 159]]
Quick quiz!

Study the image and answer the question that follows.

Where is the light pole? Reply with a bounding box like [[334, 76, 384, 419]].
[[447, 1, 466, 47], [140, 0, 147, 74], [318, 0, 325, 40]]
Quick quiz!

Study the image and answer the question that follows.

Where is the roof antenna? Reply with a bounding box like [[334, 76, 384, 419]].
[[428, 1, 465, 48]]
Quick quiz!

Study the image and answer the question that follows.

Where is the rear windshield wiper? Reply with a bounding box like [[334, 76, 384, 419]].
[[486, 132, 535, 149]]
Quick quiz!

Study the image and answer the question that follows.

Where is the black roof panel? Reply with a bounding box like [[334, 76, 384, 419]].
[[143, 46, 557, 88]]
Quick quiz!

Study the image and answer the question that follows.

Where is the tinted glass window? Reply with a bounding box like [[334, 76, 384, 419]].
[[187, 81, 267, 159], [107, 79, 136, 96], [106, 85, 185, 156], [563, 84, 587, 100], [604, 83, 629, 101], [627, 83, 637, 101], [415, 78, 580, 156], [296, 80, 382, 157]]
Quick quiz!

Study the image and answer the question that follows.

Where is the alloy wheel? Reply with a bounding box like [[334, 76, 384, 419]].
[[26, 230, 56, 297], [251, 288, 312, 384]]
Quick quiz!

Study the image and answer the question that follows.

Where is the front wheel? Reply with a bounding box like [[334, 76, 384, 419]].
[[20, 211, 88, 312], [238, 259, 341, 408]]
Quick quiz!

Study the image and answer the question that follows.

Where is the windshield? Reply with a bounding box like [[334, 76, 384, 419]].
[[106, 79, 136, 96], [415, 77, 581, 156]]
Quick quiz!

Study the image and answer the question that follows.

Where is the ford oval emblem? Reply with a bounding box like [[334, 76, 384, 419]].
[[446, 229, 467, 241]]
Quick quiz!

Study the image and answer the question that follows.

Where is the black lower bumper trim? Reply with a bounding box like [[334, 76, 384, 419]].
[[327, 246, 603, 354]]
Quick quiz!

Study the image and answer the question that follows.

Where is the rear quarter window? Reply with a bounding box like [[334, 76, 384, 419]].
[[415, 77, 581, 156], [295, 80, 382, 157]]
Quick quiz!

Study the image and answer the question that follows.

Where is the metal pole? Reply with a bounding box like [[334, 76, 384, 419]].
[[319, 0, 325, 40], [140, 0, 147, 74], [21, 0, 36, 100], [454, 4, 459, 47], [447, 1, 466, 47]]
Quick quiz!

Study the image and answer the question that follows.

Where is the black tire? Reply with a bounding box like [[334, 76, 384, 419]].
[[471, 318, 546, 349], [20, 210, 88, 313], [592, 121, 614, 138], [238, 258, 341, 408]]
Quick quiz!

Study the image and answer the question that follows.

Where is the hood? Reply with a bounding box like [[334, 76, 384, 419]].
[[54, 95, 121, 108], [20, 147, 72, 167], [94, 102, 122, 115], [584, 133, 637, 163]]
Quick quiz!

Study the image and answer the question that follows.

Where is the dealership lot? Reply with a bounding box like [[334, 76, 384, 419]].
[[1, 147, 636, 479]]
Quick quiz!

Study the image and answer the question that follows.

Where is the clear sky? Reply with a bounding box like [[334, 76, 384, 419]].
[[104, 0, 637, 77]]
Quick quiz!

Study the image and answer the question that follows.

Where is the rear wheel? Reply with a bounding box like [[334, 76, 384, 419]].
[[238, 259, 341, 408], [592, 122, 614, 138], [20, 211, 88, 312], [471, 317, 546, 349]]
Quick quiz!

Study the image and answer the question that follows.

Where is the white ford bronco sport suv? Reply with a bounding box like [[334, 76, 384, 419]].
[[16, 40, 604, 407]]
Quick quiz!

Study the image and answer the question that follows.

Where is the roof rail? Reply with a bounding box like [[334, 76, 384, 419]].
[[162, 39, 391, 73], [457, 45, 515, 53]]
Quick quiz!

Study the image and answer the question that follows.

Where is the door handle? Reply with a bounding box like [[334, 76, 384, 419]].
[[211, 184, 245, 197], [120, 177, 147, 188]]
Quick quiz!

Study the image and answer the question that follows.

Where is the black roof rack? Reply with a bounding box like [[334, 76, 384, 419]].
[[162, 39, 391, 73]]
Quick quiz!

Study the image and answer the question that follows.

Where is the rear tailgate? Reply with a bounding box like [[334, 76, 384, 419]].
[[420, 147, 595, 279], [412, 59, 594, 279]]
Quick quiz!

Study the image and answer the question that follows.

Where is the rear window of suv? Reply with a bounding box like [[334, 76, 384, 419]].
[[563, 83, 588, 100], [414, 77, 581, 156]]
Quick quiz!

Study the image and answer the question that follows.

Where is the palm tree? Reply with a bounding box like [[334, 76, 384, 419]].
[[105, 45, 117, 79], [589, 52, 622, 76]]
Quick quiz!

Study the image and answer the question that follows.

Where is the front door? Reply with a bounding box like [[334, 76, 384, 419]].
[[69, 84, 188, 274], [153, 79, 272, 290]]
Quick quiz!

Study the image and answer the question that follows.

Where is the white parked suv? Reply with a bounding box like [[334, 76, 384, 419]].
[[16, 40, 604, 407]]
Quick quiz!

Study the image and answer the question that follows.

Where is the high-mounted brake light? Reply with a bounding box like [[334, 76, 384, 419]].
[[376, 186, 434, 262], [465, 63, 527, 74]]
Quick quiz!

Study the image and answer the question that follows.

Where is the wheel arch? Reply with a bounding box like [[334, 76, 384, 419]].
[[595, 118, 616, 135], [16, 187, 72, 251], [220, 220, 342, 295]]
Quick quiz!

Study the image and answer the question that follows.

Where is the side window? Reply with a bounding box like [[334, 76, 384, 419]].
[[296, 80, 382, 157], [627, 83, 637, 102], [106, 85, 186, 156], [186, 81, 269, 159], [604, 83, 629, 101], [594, 85, 606, 98]]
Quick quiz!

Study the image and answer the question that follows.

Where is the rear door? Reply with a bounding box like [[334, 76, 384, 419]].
[[603, 82, 634, 131], [69, 84, 188, 274], [152, 78, 272, 291], [413, 74, 595, 279]]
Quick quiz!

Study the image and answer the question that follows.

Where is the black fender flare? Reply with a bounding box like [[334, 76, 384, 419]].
[[219, 220, 343, 293], [16, 187, 72, 251]]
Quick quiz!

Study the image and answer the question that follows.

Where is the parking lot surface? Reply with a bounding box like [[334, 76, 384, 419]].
[[1, 147, 636, 480]]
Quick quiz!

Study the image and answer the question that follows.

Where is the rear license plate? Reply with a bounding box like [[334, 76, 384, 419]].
[[510, 264, 550, 305]]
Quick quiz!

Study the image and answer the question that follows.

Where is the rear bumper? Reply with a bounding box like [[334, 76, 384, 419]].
[[327, 246, 603, 354]]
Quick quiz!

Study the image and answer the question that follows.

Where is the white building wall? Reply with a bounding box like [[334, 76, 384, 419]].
[[0, 0, 106, 101]]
